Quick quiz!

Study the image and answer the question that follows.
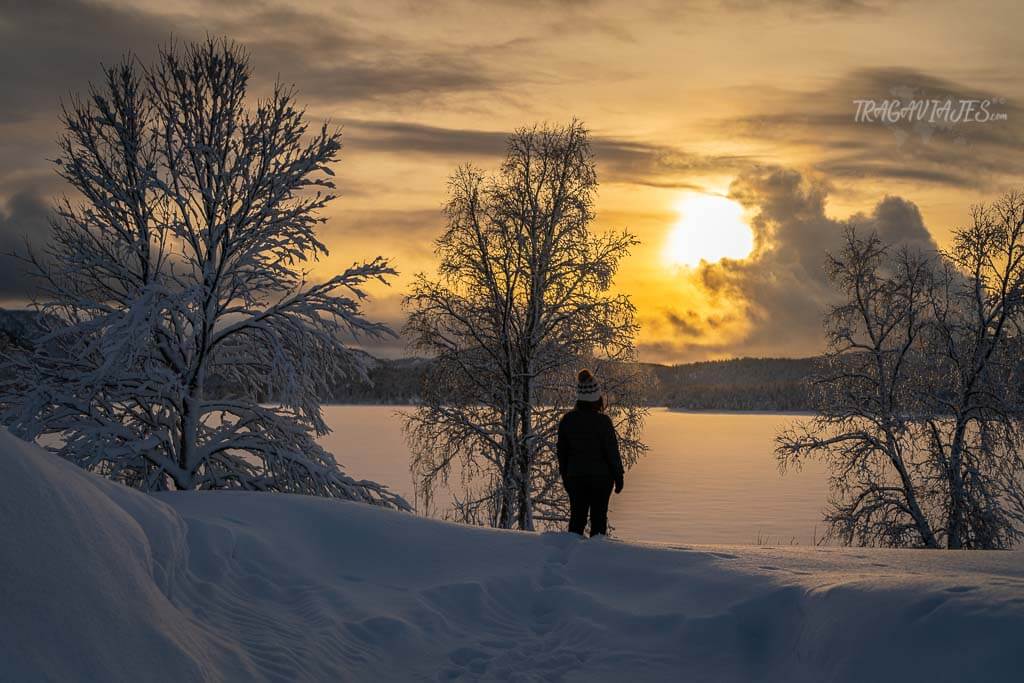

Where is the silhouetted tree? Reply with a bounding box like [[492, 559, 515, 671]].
[[404, 121, 645, 530], [778, 194, 1024, 548], [920, 193, 1024, 548]]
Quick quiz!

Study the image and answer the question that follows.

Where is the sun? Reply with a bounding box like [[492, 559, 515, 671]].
[[664, 194, 754, 268]]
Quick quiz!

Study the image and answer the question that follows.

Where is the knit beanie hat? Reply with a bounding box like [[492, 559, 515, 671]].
[[576, 369, 601, 401]]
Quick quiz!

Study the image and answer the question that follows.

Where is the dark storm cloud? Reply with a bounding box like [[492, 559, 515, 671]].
[[722, 67, 1023, 190], [657, 165, 938, 359]]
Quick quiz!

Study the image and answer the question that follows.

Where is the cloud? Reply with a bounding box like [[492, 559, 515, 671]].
[[0, 1, 156, 123], [594, 140, 752, 187], [0, 0, 509, 193], [0, 1, 171, 192], [345, 291, 414, 359], [345, 121, 508, 157], [719, 0, 899, 14], [0, 0, 518, 275], [320, 208, 446, 271], [345, 119, 750, 188], [220, 15, 498, 105], [323, 208, 446, 241], [0, 192, 53, 300], [652, 165, 939, 360], [0, 0, 500, 121], [664, 308, 741, 336], [721, 67, 1023, 190]]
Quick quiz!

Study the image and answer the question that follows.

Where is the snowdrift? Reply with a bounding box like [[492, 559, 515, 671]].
[[2, 431, 1023, 682]]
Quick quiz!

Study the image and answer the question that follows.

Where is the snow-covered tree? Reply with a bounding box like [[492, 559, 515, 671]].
[[777, 195, 1024, 548], [1, 39, 408, 509], [919, 193, 1024, 548], [776, 231, 943, 547], [403, 121, 646, 530]]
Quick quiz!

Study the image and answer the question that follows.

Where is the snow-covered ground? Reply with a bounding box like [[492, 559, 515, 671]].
[[3, 431, 1023, 682]]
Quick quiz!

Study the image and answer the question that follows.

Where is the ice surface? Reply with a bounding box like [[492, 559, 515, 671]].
[[318, 406, 831, 545], [2, 430, 1022, 681]]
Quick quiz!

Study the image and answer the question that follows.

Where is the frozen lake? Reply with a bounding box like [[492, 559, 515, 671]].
[[318, 406, 830, 545]]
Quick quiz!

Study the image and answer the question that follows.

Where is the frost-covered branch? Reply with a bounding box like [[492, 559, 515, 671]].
[[1, 38, 407, 510]]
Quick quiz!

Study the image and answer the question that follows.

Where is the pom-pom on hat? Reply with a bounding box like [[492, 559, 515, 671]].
[[576, 369, 601, 402]]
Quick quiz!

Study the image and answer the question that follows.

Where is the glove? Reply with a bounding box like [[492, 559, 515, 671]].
[[614, 475, 624, 494]]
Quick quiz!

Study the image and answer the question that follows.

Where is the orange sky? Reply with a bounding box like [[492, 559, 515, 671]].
[[1, 0, 1021, 362]]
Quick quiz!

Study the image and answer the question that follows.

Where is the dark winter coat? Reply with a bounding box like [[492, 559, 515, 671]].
[[556, 408, 624, 481]]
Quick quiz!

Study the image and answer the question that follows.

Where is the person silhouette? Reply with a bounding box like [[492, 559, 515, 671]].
[[556, 369, 625, 536]]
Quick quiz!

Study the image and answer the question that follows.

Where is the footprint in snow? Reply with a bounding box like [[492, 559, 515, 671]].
[[708, 552, 738, 560], [540, 564, 568, 588]]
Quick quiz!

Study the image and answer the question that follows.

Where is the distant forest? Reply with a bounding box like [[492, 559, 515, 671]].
[[0, 310, 818, 411], [642, 357, 817, 411], [331, 353, 820, 411]]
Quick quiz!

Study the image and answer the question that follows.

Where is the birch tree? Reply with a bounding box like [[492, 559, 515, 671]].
[[776, 231, 942, 547], [1, 39, 408, 509], [404, 122, 646, 530], [919, 193, 1024, 548], [777, 194, 1024, 548]]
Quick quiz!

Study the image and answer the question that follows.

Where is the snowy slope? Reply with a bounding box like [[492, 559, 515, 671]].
[[2, 431, 1023, 682]]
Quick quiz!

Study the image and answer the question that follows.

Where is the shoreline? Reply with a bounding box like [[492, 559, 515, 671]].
[[663, 407, 816, 416], [320, 402, 816, 416]]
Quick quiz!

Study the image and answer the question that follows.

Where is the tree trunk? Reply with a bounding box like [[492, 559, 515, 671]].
[[517, 372, 535, 531], [887, 438, 940, 548], [495, 438, 516, 529], [946, 419, 969, 549], [176, 393, 201, 490]]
